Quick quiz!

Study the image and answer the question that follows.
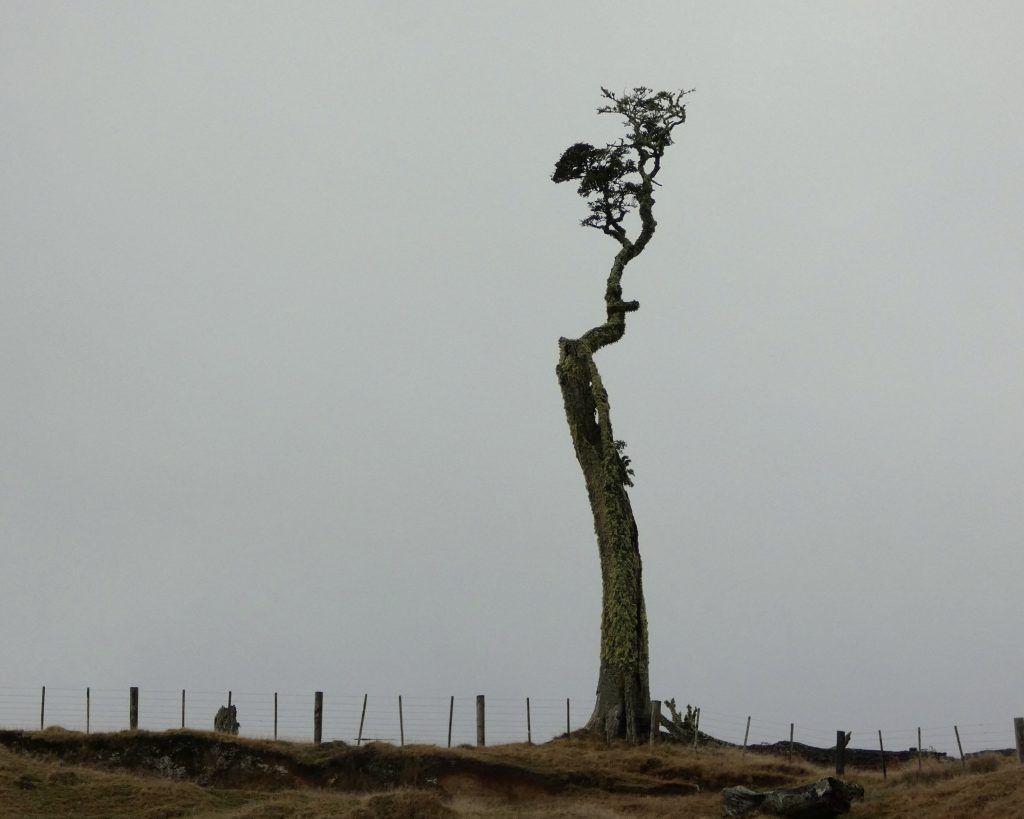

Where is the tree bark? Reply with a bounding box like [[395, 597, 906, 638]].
[[557, 335, 650, 743], [552, 88, 689, 743]]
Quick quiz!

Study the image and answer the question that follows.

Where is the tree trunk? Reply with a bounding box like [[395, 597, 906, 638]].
[[557, 336, 650, 743], [550, 86, 690, 744]]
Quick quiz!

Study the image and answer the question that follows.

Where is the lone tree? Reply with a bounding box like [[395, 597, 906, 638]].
[[553, 87, 690, 743]]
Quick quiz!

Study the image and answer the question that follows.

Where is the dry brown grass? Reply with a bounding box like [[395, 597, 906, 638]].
[[1, 729, 1022, 817]]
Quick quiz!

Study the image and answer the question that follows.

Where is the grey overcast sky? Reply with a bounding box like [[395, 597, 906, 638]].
[[2, 1, 1023, 747]]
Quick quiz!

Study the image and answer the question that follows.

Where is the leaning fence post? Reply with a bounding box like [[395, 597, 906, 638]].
[[398, 695, 404, 747], [836, 730, 846, 776], [878, 730, 887, 779], [954, 725, 965, 769], [129, 686, 139, 730], [447, 696, 454, 748], [313, 691, 323, 745], [86, 687, 90, 735], [357, 694, 367, 746], [649, 700, 661, 748], [1014, 718, 1024, 764], [526, 697, 532, 745], [40, 686, 45, 731], [476, 695, 485, 747], [742, 715, 751, 754]]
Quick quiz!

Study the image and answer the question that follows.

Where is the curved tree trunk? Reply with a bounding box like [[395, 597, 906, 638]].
[[557, 334, 650, 743], [551, 86, 689, 745]]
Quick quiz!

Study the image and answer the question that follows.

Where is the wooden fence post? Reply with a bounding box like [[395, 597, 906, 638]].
[[476, 695, 485, 747], [228, 690, 232, 708], [273, 693, 278, 741], [398, 696, 404, 747], [789, 723, 794, 760], [86, 687, 90, 735], [447, 696, 454, 748], [1014, 718, 1024, 764], [649, 700, 661, 748], [180, 689, 185, 729], [566, 698, 571, 738], [357, 694, 367, 746], [40, 686, 45, 731], [878, 730, 887, 779], [954, 725, 965, 769], [917, 727, 923, 771], [526, 697, 532, 745], [313, 691, 323, 745], [129, 687, 139, 730], [693, 707, 701, 751], [742, 716, 751, 754], [836, 730, 846, 776]]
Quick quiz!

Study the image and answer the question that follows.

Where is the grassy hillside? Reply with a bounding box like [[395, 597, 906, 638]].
[[1, 727, 1022, 817]]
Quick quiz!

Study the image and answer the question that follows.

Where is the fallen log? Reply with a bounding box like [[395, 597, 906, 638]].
[[722, 776, 864, 817]]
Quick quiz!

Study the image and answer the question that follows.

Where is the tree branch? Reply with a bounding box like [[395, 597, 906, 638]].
[[553, 87, 691, 354]]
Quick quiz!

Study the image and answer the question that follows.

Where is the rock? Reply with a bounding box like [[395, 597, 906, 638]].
[[214, 705, 239, 735], [722, 777, 864, 817]]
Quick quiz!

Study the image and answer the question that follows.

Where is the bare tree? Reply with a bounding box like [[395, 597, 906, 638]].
[[553, 87, 690, 743]]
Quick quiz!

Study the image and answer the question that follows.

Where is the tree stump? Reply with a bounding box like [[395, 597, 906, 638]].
[[722, 777, 864, 817], [214, 705, 239, 735]]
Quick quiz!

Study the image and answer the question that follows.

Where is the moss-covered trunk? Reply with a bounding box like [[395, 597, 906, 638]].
[[551, 86, 689, 745], [557, 336, 650, 744]]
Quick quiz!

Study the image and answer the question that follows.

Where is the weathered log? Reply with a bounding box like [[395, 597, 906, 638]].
[[722, 777, 864, 818]]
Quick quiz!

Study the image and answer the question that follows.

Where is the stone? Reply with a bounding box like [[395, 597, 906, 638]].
[[213, 705, 239, 735], [722, 776, 864, 817]]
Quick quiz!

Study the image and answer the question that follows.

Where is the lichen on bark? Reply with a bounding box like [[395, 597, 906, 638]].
[[552, 87, 690, 743]]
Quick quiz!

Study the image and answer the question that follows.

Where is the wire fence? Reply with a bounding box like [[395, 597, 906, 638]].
[[682, 707, 1016, 761], [0, 686, 587, 747], [0, 685, 1017, 762]]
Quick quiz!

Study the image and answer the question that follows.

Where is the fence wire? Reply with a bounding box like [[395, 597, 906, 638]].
[[0, 685, 1016, 759], [0, 687, 589, 747]]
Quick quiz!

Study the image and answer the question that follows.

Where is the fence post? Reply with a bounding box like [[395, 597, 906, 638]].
[[129, 687, 139, 730], [476, 695, 485, 747], [357, 694, 367, 746], [954, 725, 965, 769], [40, 686, 45, 731], [313, 691, 323, 745], [788, 723, 794, 760], [398, 695, 404, 747], [228, 690, 232, 708], [86, 687, 90, 735], [566, 698, 571, 738], [878, 730, 887, 779], [181, 689, 185, 729], [693, 707, 701, 751], [447, 696, 454, 748], [836, 730, 846, 776], [1014, 718, 1024, 764], [649, 700, 661, 748], [273, 693, 278, 741], [917, 727, 923, 770], [742, 716, 751, 754], [526, 698, 532, 745]]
